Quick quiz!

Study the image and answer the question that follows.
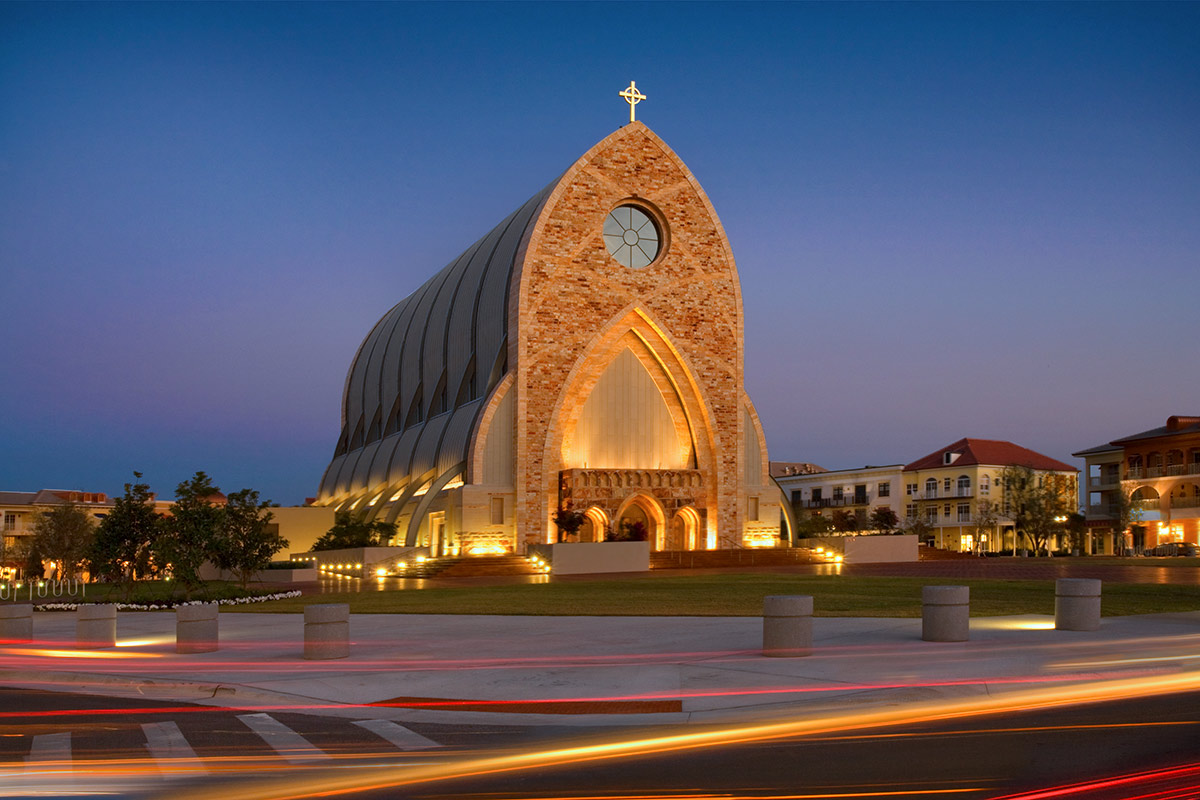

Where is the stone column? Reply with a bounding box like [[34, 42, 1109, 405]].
[[0, 604, 33, 643], [922, 585, 969, 642], [176, 603, 219, 654], [762, 595, 813, 657], [304, 603, 350, 660], [77, 604, 117, 649], [1055, 578, 1101, 631]]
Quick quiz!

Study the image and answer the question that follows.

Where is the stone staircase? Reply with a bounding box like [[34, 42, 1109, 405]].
[[405, 555, 542, 578], [650, 548, 823, 570]]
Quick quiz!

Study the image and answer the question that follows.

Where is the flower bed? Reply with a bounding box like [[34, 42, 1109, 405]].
[[32, 590, 303, 612]]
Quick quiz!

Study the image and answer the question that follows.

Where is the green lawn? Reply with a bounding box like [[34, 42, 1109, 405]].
[[224, 573, 1200, 617]]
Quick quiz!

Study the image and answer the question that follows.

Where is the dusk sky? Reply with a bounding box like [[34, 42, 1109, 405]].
[[2, 2, 1197, 506]]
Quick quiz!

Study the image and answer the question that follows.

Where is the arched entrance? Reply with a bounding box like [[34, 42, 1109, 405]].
[[580, 506, 609, 543], [667, 506, 701, 550], [616, 494, 665, 547]]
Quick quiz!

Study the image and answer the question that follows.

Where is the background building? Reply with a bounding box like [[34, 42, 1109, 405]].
[[316, 121, 780, 554], [902, 438, 1077, 552], [1076, 416, 1200, 553], [777, 438, 1079, 553]]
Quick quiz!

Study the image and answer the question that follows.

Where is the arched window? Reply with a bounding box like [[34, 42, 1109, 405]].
[[925, 478, 938, 498], [957, 475, 971, 496]]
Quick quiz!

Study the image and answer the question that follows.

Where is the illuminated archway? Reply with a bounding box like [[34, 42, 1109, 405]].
[[615, 493, 666, 549]]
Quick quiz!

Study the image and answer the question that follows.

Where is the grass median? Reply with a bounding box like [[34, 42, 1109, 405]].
[[225, 573, 1200, 617]]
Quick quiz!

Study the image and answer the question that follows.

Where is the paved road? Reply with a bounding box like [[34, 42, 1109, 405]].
[[0, 688, 588, 798], [15, 687, 1192, 800]]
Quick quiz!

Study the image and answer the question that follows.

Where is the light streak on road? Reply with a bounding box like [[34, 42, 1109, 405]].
[[988, 760, 1200, 799], [0, 666, 1171, 721], [155, 668, 1200, 800]]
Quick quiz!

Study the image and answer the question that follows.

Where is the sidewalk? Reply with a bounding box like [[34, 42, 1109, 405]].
[[3, 609, 1200, 727]]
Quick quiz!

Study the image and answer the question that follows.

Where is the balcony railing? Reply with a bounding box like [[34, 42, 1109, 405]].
[[804, 496, 871, 509], [1171, 496, 1200, 509], [1136, 499, 1161, 511], [1126, 467, 1144, 480]]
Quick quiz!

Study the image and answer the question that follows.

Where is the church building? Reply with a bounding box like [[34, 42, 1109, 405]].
[[315, 103, 780, 556]]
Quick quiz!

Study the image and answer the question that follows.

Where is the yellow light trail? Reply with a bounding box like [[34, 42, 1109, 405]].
[[155, 667, 1200, 800]]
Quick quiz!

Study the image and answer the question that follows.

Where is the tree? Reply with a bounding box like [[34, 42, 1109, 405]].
[[159, 471, 225, 599], [1000, 465, 1073, 556], [29, 503, 96, 580], [795, 514, 833, 539], [900, 517, 935, 543], [1108, 486, 1140, 556], [1065, 512, 1088, 555], [972, 500, 1001, 553], [90, 473, 163, 598], [831, 509, 859, 533], [552, 509, 587, 543], [212, 488, 285, 588], [867, 507, 899, 535], [312, 512, 398, 550]]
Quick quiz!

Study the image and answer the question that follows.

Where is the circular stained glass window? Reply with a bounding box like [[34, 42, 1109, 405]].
[[603, 205, 660, 268]]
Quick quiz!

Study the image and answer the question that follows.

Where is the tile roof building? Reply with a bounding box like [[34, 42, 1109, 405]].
[[776, 438, 1078, 553], [1074, 416, 1200, 553]]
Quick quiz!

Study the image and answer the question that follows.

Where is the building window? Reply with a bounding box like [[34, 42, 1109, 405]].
[[748, 497, 759, 521], [853, 484, 867, 504], [980, 474, 990, 496], [943, 504, 951, 519], [879, 482, 890, 498], [490, 497, 504, 525], [957, 503, 971, 522], [906, 483, 918, 496], [925, 478, 938, 498], [926, 506, 939, 525], [906, 503, 917, 520], [944, 477, 952, 493], [957, 475, 971, 497], [2, 513, 15, 531], [833, 486, 843, 502]]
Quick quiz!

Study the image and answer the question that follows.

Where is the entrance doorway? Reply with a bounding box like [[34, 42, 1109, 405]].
[[427, 511, 446, 557]]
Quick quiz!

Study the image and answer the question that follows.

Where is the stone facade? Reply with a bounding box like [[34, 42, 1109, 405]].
[[317, 122, 779, 554]]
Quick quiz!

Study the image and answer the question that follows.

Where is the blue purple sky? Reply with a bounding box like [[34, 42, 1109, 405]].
[[2, 2, 1197, 505]]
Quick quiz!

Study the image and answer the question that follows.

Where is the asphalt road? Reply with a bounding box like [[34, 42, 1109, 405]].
[[4, 686, 1199, 800]]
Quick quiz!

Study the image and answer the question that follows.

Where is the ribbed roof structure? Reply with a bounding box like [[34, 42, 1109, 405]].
[[318, 178, 559, 501]]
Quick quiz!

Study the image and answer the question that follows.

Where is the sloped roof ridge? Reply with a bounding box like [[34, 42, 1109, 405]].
[[904, 437, 1075, 472]]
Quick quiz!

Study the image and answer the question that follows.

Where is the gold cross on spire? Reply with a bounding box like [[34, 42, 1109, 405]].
[[619, 80, 646, 123]]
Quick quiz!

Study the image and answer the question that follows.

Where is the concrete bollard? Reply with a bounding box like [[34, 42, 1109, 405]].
[[304, 603, 349, 660], [0, 604, 33, 644], [176, 603, 219, 654], [922, 585, 969, 642], [1055, 578, 1101, 631], [77, 604, 117, 649], [762, 595, 813, 657]]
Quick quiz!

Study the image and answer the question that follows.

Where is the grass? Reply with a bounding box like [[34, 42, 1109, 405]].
[[223, 573, 1200, 618]]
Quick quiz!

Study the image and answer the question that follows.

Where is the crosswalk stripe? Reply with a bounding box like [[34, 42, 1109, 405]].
[[351, 719, 442, 750], [236, 713, 331, 763], [25, 732, 71, 768], [142, 721, 207, 776]]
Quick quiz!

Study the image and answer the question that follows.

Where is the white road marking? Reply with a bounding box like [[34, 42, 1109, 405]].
[[142, 721, 207, 776], [351, 719, 442, 750], [236, 713, 331, 763]]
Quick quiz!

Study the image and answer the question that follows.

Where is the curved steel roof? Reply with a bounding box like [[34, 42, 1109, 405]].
[[318, 177, 559, 500]]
